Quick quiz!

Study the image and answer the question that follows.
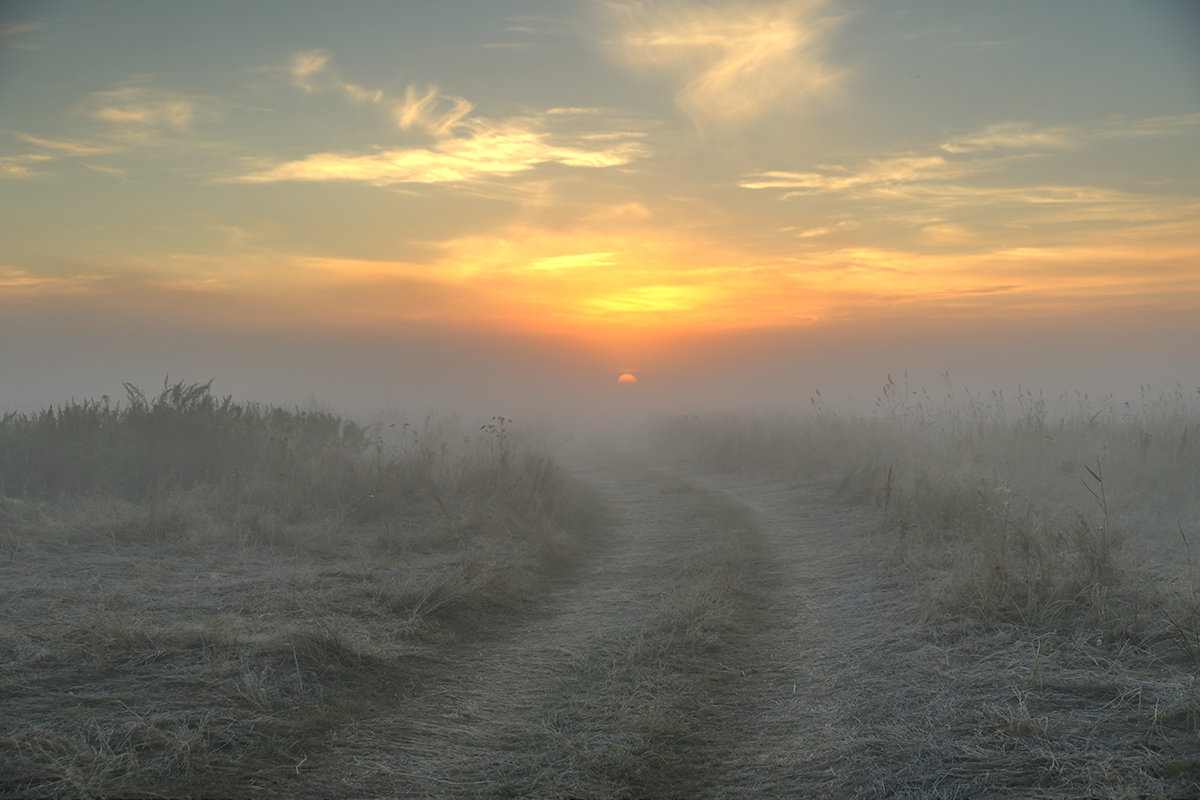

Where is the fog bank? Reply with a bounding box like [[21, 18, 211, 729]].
[[1, 301, 1196, 427]]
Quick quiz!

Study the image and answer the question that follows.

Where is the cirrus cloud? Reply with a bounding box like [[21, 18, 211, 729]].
[[235, 51, 649, 187], [601, 0, 844, 130], [741, 155, 982, 194], [234, 125, 646, 186], [940, 122, 1073, 154]]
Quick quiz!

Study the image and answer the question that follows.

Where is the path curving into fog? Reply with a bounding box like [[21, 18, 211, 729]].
[[262, 448, 969, 799]]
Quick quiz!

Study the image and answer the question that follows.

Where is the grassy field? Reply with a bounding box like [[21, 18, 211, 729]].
[[651, 379, 1200, 790], [6, 376, 1200, 797], [0, 381, 602, 798], [653, 380, 1200, 626]]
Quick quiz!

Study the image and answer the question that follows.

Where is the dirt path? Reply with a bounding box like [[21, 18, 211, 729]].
[[261, 450, 972, 799], [669, 464, 963, 798]]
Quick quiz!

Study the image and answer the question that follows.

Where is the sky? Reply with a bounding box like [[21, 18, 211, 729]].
[[2, 1, 1198, 419]]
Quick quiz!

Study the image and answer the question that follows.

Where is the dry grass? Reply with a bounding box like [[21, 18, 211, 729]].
[[290, 462, 778, 800], [0, 383, 602, 798], [654, 382, 1200, 631], [8, 377, 1200, 797], [650, 381, 1200, 796]]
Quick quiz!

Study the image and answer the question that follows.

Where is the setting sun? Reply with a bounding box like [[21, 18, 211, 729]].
[[617, 373, 638, 385]]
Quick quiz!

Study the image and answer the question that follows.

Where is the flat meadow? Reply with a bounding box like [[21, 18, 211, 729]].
[[3, 376, 1199, 797]]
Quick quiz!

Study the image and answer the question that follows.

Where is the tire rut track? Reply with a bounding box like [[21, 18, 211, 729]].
[[670, 463, 971, 798], [263, 452, 937, 798], [260, 452, 768, 798]]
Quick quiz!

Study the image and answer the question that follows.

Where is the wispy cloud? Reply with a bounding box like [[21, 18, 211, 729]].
[[236, 126, 645, 186], [786, 234, 1200, 314], [940, 122, 1072, 154], [921, 222, 974, 244], [2, 88, 212, 179], [82, 87, 198, 142], [84, 164, 131, 180], [282, 50, 476, 133], [394, 85, 474, 136], [0, 153, 53, 179], [483, 16, 552, 51], [0, 264, 121, 296], [1092, 112, 1200, 142], [13, 133, 120, 157], [884, 183, 1144, 208], [744, 112, 1200, 216], [787, 219, 858, 238], [289, 48, 385, 104], [0, 132, 123, 179], [546, 107, 606, 116], [0, 21, 43, 49], [289, 48, 332, 93], [741, 155, 982, 194], [235, 50, 647, 187], [601, 0, 844, 130], [0, 266, 61, 290], [483, 42, 535, 51], [940, 114, 1200, 154], [0, 21, 41, 38], [526, 252, 619, 272]]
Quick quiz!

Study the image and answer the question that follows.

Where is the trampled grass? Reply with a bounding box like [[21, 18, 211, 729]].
[[0, 381, 602, 798]]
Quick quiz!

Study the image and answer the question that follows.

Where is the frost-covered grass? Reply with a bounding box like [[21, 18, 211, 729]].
[[0, 381, 601, 798], [650, 380, 1200, 791], [654, 380, 1200, 634]]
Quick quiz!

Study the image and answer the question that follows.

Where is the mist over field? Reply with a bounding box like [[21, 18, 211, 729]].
[[3, 304, 1200, 797], [4, 365, 1200, 796], [3, 1, 1200, 796], [3, 301, 1197, 425]]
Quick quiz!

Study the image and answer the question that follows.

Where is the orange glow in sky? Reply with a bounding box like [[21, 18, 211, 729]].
[[1, 2, 1198, 410]]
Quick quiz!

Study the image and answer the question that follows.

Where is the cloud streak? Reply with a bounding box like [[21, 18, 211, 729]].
[[741, 155, 983, 194], [940, 122, 1072, 154], [235, 50, 648, 187], [235, 125, 645, 186], [0, 153, 53, 179], [13, 133, 121, 157], [0, 133, 122, 180], [0, 21, 43, 49], [742, 113, 1200, 229], [939, 114, 1200, 154], [81, 87, 199, 143]]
